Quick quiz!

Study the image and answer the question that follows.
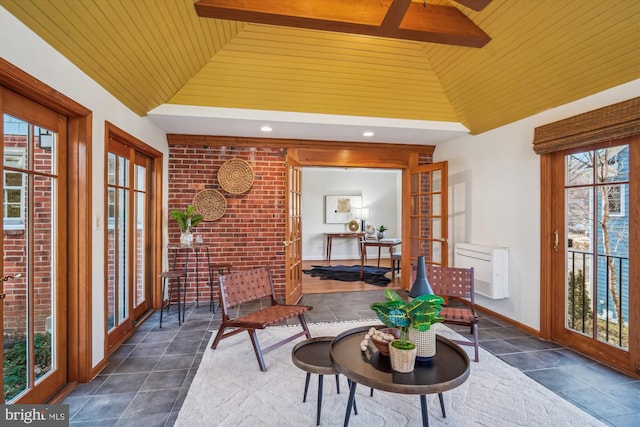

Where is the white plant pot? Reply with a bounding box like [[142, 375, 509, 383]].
[[388, 340, 417, 373], [409, 328, 436, 361], [180, 231, 193, 247]]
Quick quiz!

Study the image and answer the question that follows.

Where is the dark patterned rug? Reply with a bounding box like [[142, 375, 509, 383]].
[[302, 264, 391, 287]]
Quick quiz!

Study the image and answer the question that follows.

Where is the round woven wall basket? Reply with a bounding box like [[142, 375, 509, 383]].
[[192, 189, 226, 221], [218, 158, 255, 194]]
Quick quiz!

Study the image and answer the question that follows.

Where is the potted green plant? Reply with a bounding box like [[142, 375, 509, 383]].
[[376, 225, 388, 239], [170, 204, 203, 247], [370, 289, 444, 372]]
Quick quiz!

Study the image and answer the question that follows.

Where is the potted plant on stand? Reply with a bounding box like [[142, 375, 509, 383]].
[[370, 289, 444, 372], [170, 204, 203, 247], [376, 225, 388, 239]]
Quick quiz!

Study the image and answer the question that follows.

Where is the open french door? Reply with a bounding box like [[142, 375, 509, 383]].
[[406, 161, 449, 274], [285, 153, 303, 304]]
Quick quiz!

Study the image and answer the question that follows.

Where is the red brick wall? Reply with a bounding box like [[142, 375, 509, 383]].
[[3, 134, 54, 335], [168, 146, 288, 302]]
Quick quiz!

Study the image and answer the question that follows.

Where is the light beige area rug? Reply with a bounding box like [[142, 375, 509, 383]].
[[175, 321, 605, 426]]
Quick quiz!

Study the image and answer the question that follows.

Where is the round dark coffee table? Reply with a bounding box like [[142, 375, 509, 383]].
[[331, 325, 470, 427]]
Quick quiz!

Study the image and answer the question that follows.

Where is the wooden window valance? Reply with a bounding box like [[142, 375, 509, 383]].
[[532, 97, 640, 154]]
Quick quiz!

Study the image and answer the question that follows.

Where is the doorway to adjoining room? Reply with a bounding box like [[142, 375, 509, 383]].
[[301, 167, 402, 294]]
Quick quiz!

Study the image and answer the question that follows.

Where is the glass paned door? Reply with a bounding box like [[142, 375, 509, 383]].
[[551, 137, 638, 375], [1, 89, 67, 403], [133, 154, 150, 319], [107, 150, 130, 339], [285, 154, 303, 304], [106, 139, 151, 351], [565, 146, 630, 347], [408, 162, 448, 267]]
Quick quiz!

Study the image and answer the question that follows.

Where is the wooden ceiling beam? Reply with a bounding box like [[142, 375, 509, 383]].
[[397, 4, 490, 47], [380, 0, 412, 33], [195, 0, 389, 34], [454, 0, 493, 12], [195, 0, 490, 48], [167, 134, 435, 156]]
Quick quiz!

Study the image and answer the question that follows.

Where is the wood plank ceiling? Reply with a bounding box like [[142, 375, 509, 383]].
[[1, 0, 638, 135]]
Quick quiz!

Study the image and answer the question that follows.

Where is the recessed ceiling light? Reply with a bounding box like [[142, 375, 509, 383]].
[[363, 131, 374, 137], [261, 125, 273, 132]]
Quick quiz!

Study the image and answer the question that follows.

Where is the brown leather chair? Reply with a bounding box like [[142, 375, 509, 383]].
[[210, 266, 313, 371], [426, 265, 480, 362], [208, 263, 232, 312]]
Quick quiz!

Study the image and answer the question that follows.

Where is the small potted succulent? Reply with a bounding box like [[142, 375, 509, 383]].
[[170, 204, 203, 247], [370, 289, 444, 372], [377, 225, 388, 239]]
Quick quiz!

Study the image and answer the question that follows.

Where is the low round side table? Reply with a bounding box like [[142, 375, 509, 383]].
[[292, 336, 348, 425]]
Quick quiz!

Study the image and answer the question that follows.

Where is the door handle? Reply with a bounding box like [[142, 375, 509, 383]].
[[282, 241, 291, 247], [1, 273, 21, 282], [0, 273, 21, 300], [553, 230, 559, 251]]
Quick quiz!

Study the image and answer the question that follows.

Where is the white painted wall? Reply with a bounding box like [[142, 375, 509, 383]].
[[1, 7, 169, 367], [434, 80, 640, 331], [302, 168, 402, 261]]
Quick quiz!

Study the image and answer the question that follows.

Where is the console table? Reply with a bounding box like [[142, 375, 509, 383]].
[[325, 232, 365, 263]]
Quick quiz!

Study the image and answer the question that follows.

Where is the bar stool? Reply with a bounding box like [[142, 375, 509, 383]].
[[158, 270, 187, 327], [209, 263, 232, 312]]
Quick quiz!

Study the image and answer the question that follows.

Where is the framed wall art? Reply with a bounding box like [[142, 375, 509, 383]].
[[325, 195, 361, 224]]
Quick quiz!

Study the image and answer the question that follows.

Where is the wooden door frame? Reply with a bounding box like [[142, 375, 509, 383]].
[[542, 139, 639, 377], [0, 59, 93, 384], [104, 122, 163, 354], [539, 153, 554, 339], [536, 98, 640, 377], [295, 147, 433, 290], [1, 89, 69, 403], [131, 151, 153, 320]]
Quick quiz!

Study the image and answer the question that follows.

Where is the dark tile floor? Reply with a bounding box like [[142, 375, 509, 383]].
[[62, 290, 639, 427]]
